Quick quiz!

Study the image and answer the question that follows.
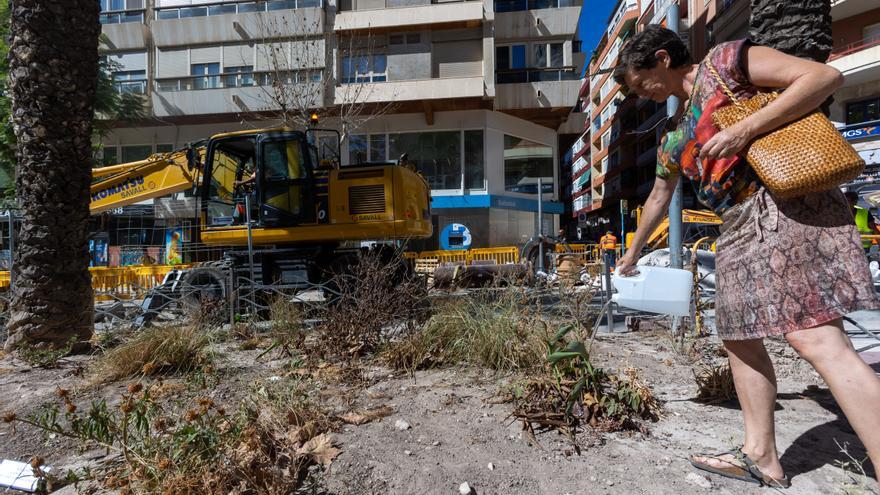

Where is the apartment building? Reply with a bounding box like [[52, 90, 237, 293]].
[[97, 0, 586, 250], [567, 79, 590, 240], [579, 0, 639, 238], [828, 0, 880, 194]]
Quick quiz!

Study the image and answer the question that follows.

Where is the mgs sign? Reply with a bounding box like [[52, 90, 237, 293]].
[[842, 126, 879, 141]]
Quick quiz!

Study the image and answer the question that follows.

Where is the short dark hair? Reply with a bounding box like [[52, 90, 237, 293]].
[[612, 25, 692, 90]]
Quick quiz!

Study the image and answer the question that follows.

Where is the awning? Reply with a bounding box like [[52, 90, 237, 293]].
[[575, 169, 591, 188]]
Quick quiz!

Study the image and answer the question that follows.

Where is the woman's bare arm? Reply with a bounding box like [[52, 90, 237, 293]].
[[699, 45, 844, 161], [617, 175, 679, 273]]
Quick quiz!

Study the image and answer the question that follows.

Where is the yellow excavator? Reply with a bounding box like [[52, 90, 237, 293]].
[[631, 206, 721, 249], [90, 126, 432, 315]]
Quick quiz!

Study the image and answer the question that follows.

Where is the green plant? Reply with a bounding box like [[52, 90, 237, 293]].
[[17, 337, 76, 368], [512, 326, 661, 448]]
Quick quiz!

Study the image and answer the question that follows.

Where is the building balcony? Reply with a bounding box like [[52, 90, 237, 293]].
[[495, 76, 581, 110], [101, 16, 148, 50], [636, 145, 658, 167], [829, 35, 880, 87], [494, 6, 581, 39], [333, 76, 485, 105], [152, 75, 324, 117], [334, 0, 484, 32], [152, 7, 324, 48], [831, 0, 878, 21]]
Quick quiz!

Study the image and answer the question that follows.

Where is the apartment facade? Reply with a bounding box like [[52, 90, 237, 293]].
[[828, 0, 880, 196], [97, 0, 585, 250]]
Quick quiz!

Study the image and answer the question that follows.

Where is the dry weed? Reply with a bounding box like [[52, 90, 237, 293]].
[[693, 362, 736, 403], [88, 324, 211, 384], [316, 248, 429, 360], [5, 374, 338, 494], [383, 289, 548, 373]]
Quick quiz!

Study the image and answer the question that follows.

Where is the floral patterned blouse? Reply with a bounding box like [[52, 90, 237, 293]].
[[657, 39, 762, 215]]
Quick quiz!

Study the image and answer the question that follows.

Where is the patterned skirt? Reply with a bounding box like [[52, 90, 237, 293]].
[[714, 187, 880, 340]]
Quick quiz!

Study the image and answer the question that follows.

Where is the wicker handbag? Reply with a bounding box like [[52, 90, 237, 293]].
[[705, 57, 864, 198]]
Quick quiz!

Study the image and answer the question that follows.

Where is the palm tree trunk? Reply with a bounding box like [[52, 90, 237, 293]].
[[4, 1, 100, 350], [749, 0, 833, 63]]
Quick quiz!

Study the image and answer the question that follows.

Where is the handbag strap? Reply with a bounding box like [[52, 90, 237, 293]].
[[704, 51, 745, 110]]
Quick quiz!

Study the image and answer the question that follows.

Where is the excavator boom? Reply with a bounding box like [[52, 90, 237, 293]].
[[90, 148, 202, 214]]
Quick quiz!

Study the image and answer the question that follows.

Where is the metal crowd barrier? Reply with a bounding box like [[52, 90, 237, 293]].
[[0, 264, 192, 300]]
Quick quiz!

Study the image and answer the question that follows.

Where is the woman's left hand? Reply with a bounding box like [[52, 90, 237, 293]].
[[699, 123, 753, 161]]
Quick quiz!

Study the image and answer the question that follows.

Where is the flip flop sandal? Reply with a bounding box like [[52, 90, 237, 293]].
[[689, 447, 791, 489]]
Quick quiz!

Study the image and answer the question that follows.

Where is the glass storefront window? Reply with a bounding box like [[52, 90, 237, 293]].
[[370, 134, 387, 162], [503, 135, 553, 195], [464, 130, 484, 189], [389, 131, 461, 190], [348, 134, 367, 165]]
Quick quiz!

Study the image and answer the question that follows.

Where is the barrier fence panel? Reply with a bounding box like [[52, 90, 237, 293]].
[[0, 264, 191, 300]]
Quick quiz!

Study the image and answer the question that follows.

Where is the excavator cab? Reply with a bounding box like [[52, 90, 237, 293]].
[[202, 130, 316, 229]]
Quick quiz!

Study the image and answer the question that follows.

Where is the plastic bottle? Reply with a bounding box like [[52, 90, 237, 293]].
[[611, 266, 693, 317]]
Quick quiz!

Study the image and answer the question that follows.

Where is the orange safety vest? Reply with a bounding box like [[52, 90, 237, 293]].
[[600, 235, 617, 250]]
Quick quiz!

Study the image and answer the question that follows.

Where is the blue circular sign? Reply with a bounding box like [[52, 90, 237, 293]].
[[440, 223, 472, 250]]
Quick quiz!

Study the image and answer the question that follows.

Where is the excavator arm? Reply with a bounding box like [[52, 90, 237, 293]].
[[635, 207, 722, 249], [90, 147, 204, 214]]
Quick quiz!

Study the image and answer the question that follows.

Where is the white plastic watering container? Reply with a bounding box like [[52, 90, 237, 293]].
[[611, 266, 693, 317]]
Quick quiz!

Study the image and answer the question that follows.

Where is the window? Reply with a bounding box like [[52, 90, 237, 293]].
[[341, 54, 386, 83], [268, 0, 297, 10], [101, 0, 141, 11], [369, 135, 387, 162], [464, 130, 484, 189], [225, 66, 254, 88], [113, 70, 146, 94], [179, 6, 208, 18], [205, 137, 257, 226], [156, 144, 174, 153], [100, 0, 144, 24], [389, 33, 421, 46], [192, 63, 221, 89], [121, 145, 152, 163], [496, 45, 526, 70], [389, 132, 461, 190], [318, 136, 339, 165], [531, 42, 564, 68], [864, 22, 880, 41], [503, 135, 553, 195], [348, 134, 367, 165], [209, 4, 237, 15], [533, 44, 546, 68], [846, 97, 880, 125], [101, 146, 119, 167]]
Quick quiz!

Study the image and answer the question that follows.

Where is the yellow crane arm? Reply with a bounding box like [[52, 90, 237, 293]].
[[635, 206, 722, 249], [90, 148, 203, 214]]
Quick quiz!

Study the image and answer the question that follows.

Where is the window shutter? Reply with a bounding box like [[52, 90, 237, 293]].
[[190, 46, 221, 65], [157, 48, 188, 78], [110, 52, 147, 72], [223, 44, 255, 69], [433, 40, 482, 78]]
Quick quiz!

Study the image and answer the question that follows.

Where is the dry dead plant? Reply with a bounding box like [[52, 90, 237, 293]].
[[88, 324, 212, 384], [315, 248, 429, 361], [382, 287, 549, 373], [3, 375, 339, 494], [692, 362, 737, 403]]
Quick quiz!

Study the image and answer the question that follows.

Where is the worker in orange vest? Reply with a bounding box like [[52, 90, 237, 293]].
[[600, 230, 618, 268]]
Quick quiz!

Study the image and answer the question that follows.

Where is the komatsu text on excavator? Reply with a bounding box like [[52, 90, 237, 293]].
[[90, 126, 432, 311]]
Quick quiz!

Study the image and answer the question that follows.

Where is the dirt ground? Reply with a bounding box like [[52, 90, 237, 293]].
[[0, 330, 877, 495]]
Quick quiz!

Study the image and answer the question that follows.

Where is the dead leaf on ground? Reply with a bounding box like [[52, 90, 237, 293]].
[[287, 420, 319, 444], [340, 405, 394, 425], [296, 433, 341, 467], [366, 391, 390, 400]]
